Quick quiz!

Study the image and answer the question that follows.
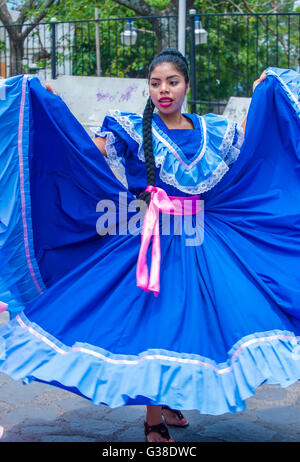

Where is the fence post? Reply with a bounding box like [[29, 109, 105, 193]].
[[50, 18, 57, 79], [178, 0, 186, 56], [189, 9, 196, 113], [95, 8, 101, 77]]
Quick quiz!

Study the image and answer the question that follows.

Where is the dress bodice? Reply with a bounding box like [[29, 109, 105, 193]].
[[95, 110, 244, 197]]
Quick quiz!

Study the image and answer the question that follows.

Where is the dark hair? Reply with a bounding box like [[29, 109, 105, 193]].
[[140, 49, 189, 206], [148, 49, 189, 84]]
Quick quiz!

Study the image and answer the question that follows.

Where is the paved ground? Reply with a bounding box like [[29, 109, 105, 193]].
[[1, 310, 300, 443]]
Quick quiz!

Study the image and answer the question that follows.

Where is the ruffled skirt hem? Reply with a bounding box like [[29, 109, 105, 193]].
[[1, 312, 300, 416]]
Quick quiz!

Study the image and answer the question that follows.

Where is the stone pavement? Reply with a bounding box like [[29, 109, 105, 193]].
[[1, 311, 300, 443]]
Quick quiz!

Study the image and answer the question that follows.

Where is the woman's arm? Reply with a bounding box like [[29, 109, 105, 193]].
[[241, 117, 247, 134], [241, 70, 267, 133], [45, 83, 55, 94], [252, 70, 267, 93], [93, 136, 107, 156]]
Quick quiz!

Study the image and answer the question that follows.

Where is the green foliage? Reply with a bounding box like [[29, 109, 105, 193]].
[[44, 0, 133, 21], [187, 12, 299, 113], [193, 0, 295, 13], [46, 1, 298, 113], [144, 0, 171, 10], [3, 0, 298, 112], [70, 16, 158, 77]]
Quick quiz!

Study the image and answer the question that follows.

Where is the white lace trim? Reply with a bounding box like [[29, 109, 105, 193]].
[[159, 159, 230, 194], [151, 117, 207, 170], [219, 121, 236, 157], [98, 131, 127, 186], [107, 109, 144, 155], [236, 125, 245, 148], [107, 110, 242, 194], [266, 69, 300, 114], [226, 144, 241, 165], [225, 124, 244, 165]]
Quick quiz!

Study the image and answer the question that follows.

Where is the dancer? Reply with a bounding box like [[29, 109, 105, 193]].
[[0, 51, 299, 443], [90, 50, 262, 441]]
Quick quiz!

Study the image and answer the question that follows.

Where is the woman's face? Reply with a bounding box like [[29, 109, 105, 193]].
[[149, 62, 189, 116]]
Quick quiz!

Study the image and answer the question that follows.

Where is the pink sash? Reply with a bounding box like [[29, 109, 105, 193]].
[[0, 301, 8, 314], [136, 186, 202, 295]]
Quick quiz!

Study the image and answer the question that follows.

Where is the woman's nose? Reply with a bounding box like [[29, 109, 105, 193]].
[[160, 83, 169, 93]]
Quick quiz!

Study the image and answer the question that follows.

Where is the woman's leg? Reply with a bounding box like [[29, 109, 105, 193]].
[[161, 406, 189, 427], [145, 405, 174, 442]]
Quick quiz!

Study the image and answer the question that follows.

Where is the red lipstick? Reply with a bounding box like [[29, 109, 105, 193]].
[[159, 98, 173, 108]]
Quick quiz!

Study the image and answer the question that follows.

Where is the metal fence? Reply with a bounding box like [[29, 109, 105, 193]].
[[187, 12, 300, 114], [0, 16, 178, 79], [0, 13, 299, 114]]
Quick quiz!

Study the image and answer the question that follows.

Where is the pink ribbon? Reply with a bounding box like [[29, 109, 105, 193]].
[[0, 301, 8, 314], [136, 186, 201, 296]]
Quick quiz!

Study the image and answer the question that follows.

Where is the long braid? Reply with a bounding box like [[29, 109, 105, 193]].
[[140, 49, 189, 207], [139, 96, 156, 206]]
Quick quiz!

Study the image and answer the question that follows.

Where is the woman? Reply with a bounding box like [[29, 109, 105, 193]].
[[90, 49, 263, 441], [0, 50, 299, 443]]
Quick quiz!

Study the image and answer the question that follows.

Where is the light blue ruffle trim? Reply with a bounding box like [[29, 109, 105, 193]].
[[106, 110, 243, 194], [151, 114, 243, 194], [266, 67, 300, 116], [1, 312, 300, 415]]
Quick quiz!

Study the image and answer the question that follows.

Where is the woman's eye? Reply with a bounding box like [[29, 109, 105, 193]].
[[151, 82, 158, 87], [170, 81, 178, 86]]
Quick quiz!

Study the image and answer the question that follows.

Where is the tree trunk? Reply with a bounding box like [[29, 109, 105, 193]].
[[112, 0, 184, 52], [9, 36, 24, 76], [153, 16, 178, 51], [0, 0, 55, 77], [7, 24, 24, 77], [153, 0, 195, 52]]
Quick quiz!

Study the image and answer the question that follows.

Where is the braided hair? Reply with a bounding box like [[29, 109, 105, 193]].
[[139, 49, 190, 206]]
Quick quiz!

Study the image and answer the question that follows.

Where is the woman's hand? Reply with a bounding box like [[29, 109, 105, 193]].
[[93, 135, 107, 156], [241, 70, 268, 133], [252, 70, 267, 93], [45, 83, 57, 94]]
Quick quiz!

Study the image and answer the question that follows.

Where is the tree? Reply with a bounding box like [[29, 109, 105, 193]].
[[189, 0, 299, 113], [1, 0, 297, 111], [109, 0, 196, 49], [46, 0, 196, 51], [41, 0, 196, 78], [195, 0, 296, 60], [0, 0, 56, 75]]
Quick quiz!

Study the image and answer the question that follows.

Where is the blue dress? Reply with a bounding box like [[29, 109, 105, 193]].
[[0, 68, 299, 415]]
